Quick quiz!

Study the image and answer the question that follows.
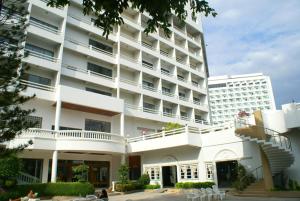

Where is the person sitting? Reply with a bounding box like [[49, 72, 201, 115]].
[[9, 190, 38, 201], [98, 189, 108, 201]]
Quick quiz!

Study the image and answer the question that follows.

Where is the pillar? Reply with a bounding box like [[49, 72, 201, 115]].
[[54, 86, 61, 131], [51, 150, 58, 183], [42, 158, 49, 183]]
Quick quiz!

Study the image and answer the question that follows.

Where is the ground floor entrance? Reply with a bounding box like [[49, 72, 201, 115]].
[[216, 160, 238, 188], [162, 166, 177, 187]]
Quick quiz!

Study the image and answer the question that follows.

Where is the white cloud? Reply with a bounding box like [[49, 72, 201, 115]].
[[203, 0, 300, 107]]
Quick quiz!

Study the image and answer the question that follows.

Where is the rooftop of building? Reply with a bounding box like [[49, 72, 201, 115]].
[[208, 73, 266, 82]]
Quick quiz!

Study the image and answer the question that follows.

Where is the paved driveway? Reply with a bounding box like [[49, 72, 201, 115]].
[[108, 191, 300, 201]]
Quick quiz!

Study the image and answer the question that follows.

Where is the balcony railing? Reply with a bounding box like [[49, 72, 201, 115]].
[[121, 32, 139, 43], [160, 50, 170, 57], [63, 64, 113, 80], [21, 80, 55, 92], [25, 49, 59, 62], [143, 107, 159, 114], [65, 38, 114, 57], [162, 90, 175, 97], [21, 128, 124, 143], [161, 70, 173, 77], [177, 76, 187, 83], [29, 19, 61, 34], [142, 41, 154, 50], [142, 62, 155, 70], [181, 116, 190, 121], [120, 78, 139, 86], [142, 84, 158, 92], [176, 57, 186, 65], [179, 96, 189, 102], [163, 112, 176, 118], [120, 54, 139, 63]]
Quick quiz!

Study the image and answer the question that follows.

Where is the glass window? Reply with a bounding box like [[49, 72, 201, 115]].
[[25, 43, 54, 57], [163, 107, 172, 114], [86, 87, 112, 96], [186, 166, 192, 179], [26, 74, 51, 86], [89, 39, 113, 53], [206, 163, 213, 180], [137, 127, 155, 135], [142, 80, 154, 88], [30, 17, 58, 31], [25, 116, 42, 128], [142, 60, 153, 67], [85, 119, 111, 133], [143, 102, 155, 110], [87, 62, 112, 78], [22, 158, 43, 179], [162, 87, 171, 93]]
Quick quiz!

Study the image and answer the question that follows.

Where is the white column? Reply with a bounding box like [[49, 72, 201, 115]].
[[54, 99, 61, 131], [120, 113, 124, 137], [51, 150, 58, 183], [42, 158, 49, 183]]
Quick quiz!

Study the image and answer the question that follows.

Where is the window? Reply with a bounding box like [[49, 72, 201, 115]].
[[142, 60, 153, 68], [162, 87, 171, 94], [142, 80, 154, 88], [26, 74, 51, 86], [208, 83, 226, 89], [180, 164, 198, 180], [30, 17, 58, 31], [161, 68, 170, 74], [87, 63, 112, 78], [86, 87, 112, 96], [179, 92, 186, 98], [25, 116, 42, 128], [192, 80, 199, 86], [145, 167, 160, 180], [143, 102, 155, 110], [193, 97, 200, 102], [181, 111, 187, 117], [89, 39, 113, 53], [177, 74, 184, 80], [163, 107, 172, 114], [25, 43, 54, 57], [206, 163, 213, 180], [137, 127, 155, 135], [85, 119, 111, 133]]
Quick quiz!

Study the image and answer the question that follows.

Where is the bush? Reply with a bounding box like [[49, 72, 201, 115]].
[[164, 123, 182, 131], [144, 184, 160, 189], [175, 182, 215, 189], [138, 174, 150, 185], [0, 182, 94, 201], [115, 182, 139, 192], [72, 164, 89, 182], [118, 165, 129, 184], [232, 164, 255, 191]]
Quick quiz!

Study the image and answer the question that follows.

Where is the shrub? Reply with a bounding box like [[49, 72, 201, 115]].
[[164, 123, 182, 131], [138, 174, 150, 185], [0, 182, 94, 201], [72, 164, 89, 182], [232, 164, 255, 191], [144, 184, 160, 189], [118, 165, 129, 184], [175, 182, 215, 189]]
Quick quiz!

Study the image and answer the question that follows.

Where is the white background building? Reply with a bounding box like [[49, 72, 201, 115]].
[[208, 73, 276, 124]]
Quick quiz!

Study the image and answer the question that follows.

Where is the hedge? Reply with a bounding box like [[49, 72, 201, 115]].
[[0, 182, 94, 201], [175, 182, 215, 189], [115, 182, 160, 192]]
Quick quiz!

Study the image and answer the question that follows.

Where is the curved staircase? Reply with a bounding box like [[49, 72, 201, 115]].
[[235, 119, 294, 176]]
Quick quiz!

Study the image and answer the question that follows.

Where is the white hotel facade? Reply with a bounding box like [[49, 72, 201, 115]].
[[208, 73, 276, 125], [5, 0, 299, 190]]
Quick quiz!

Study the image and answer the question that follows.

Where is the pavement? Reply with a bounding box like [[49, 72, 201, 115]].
[[107, 190, 300, 201]]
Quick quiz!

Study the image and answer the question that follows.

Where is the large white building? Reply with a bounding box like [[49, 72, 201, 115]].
[[4, 0, 299, 192], [208, 73, 276, 124]]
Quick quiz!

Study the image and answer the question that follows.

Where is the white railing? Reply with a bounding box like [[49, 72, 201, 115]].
[[68, 14, 93, 25], [181, 116, 190, 121], [125, 103, 142, 111], [160, 50, 170, 58], [65, 38, 114, 57], [39, 0, 64, 10], [162, 91, 175, 97], [121, 32, 139, 43], [142, 84, 158, 92], [161, 70, 173, 77], [176, 57, 186, 65], [18, 172, 41, 184], [142, 62, 155, 70], [30, 19, 61, 34], [179, 96, 189, 102], [21, 80, 55, 92], [143, 107, 159, 114], [20, 128, 124, 143], [120, 54, 139, 63], [120, 78, 139, 86], [63, 64, 113, 80], [177, 76, 186, 82], [193, 100, 202, 106], [142, 41, 154, 50], [163, 112, 176, 118], [25, 49, 59, 62]]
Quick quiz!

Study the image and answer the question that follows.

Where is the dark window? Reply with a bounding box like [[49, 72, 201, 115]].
[[143, 102, 155, 110], [26, 74, 51, 86], [30, 17, 58, 31], [179, 92, 186, 98], [86, 87, 112, 96], [142, 80, 154, 88], [181, 111, 187, 117], [192, 80, 199, 85], [177, 75, 184, 80], [89, 39, 112, 53], [25, 43, 54, 57], [85, 119, 111, 132], [87, 63, 112, 77], [195, 115, 202, 120], [161, 68, 170, 74], [193, 97, 200, 102], [22, 159, 43, 179], [163, 107, 172, 114], [208, 83, 226, 88], [51, 125, 81, 130], [162, 87, 171, 93], [142, 60, 153, 67], [25, 116, 42, 128]]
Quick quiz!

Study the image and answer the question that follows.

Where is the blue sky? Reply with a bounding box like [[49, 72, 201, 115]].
[[202, 0, 300, 108]]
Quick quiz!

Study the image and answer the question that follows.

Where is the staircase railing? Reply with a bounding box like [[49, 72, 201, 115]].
[[240, 165, 263, 183], [18, 172, 41, 184], [235, 119, 292, 151]]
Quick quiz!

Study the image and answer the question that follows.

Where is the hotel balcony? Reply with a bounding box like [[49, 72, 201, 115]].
[[8, 128, 125, 154], [127, 125, 202, 153], [23, 48, 60, 71], [20, 80, 56, 102], [59, 85, 124, 114], [61, 64, 116, 88], [30, 0, 66, 17], [64, 38, 117, 65]]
